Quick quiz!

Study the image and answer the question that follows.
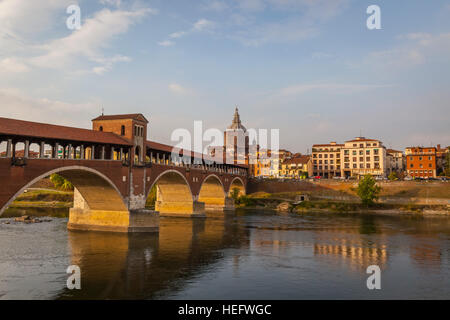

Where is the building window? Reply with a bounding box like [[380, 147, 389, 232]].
[[121, 125, 125, 136], [99, 126, 103, 131]]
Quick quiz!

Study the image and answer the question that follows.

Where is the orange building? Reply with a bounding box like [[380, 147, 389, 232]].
[[405, 147, 437, 178]]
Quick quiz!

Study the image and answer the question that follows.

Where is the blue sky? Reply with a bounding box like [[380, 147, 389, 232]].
[[1, 0, 449, 153]]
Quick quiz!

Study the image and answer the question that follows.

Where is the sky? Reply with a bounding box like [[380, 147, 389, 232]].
[[0, 0, 449, 153]]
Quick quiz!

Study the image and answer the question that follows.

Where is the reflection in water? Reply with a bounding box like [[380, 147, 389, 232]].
[[60, 216, 247, 299], [1, 210, 450, 299]]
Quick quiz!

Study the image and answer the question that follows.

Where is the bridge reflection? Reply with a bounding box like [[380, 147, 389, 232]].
[[59, 216, 248, 299]]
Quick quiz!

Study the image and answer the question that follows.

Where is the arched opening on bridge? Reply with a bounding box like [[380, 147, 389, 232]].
[[28, 143, 40, 158], [14, 142, 25, 158], [228, 177, 246, 197], [134, 146, 141, 164], [0, 141, 7, 157], [198, 175, 227, 211], [147, 170, 201, 216], [0, 166, 128, 220]]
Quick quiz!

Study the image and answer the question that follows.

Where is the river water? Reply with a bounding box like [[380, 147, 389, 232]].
[[0, 208, 449, 300]]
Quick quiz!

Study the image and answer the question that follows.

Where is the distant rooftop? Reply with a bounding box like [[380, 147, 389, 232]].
[[92, 113, 149, 123]]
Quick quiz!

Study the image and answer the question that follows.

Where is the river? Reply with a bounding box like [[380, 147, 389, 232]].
[[1, 208, 449, 299]]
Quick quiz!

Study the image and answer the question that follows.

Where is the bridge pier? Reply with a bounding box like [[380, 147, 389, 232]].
[[68, 189, 159, 233], [203, 196, 235, 212], [155, 200, 206, 218]]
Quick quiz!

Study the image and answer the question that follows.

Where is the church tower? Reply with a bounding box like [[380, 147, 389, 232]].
[[224, 107, 249, 165]]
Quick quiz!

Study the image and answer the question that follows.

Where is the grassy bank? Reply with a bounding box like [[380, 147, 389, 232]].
[[237, 192, 450, 216], [9, 189, 74, 208]]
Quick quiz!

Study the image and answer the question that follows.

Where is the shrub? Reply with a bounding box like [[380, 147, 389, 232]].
[[388, 172, 399, 181], [146, 185, 157, 208], [356, 175, 381, 206], [230, 187, 241, 203], [49, 174, 74, 191]]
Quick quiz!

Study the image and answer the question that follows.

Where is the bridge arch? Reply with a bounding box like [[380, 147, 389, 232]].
[[148, 169, 199, 216], [0, 165, 128, 216], [228, 177, 246, 197], [198, 174, 226, 211]]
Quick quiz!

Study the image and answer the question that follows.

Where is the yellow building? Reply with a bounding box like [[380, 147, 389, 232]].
[[279, 155, 312, 179]]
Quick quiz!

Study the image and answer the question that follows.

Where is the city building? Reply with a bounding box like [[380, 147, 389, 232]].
[[436, 144, 450, 176], [312, 137, 388, 178], [312, 142, 343, 178], [279, 155, 312, 179], [341, 137, 387, 178], [405, 147, 437, 178], [386, 149, 405, 175]]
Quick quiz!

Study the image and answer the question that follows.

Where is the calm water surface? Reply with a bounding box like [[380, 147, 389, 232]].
[[0, 208, 450, 299]]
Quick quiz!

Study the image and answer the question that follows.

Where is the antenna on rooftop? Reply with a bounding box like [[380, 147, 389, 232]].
[[101, 106, 104, 116]]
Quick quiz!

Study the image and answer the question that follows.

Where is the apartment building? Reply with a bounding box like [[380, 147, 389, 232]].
[[312, 137, 387, 179], [341, 137, 387, 178], [312, 142, 343, 178], [405, 147, 437, 178], [386, 149, 405, 175]]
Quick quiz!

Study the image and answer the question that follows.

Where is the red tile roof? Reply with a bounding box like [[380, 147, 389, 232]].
[[92, 113, 149, 123], [283, 155, 311, 165], [0, 117, 132, 146], [387, 149, 403, 154], [312, 144, 344, 147], [345, 137, 379, 143]]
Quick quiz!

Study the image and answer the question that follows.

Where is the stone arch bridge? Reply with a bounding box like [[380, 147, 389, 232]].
[[0, 115, 247, 233]]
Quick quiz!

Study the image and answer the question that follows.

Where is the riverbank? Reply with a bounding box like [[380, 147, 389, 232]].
[[7, 189, 73, 209], [237, 192, 450, 216]]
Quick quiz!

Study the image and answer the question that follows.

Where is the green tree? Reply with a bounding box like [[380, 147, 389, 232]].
[[49, 174, 74, 191], [388, 171, 398, 181], [357, 175, 381, 206], [230, 187, 241, 203], [146, 185, 157, 208]]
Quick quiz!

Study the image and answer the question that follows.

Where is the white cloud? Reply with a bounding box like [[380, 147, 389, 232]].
[[193, 19, 215, 31], [201, 1, 229, 12], [158, 40, 175, 47], [225, 0, 349, 46], [100, 0, 122, 7], [160, 18, 215, 46], [29, 7, 154, 73], [0, 88, 97, 127], [230, 20, 317, 46], [0, 58, 29, 73], [277, 83, 392, 96], [168, 83, 193, 95], [169, 31, 188, 39], [366, 32, 450, 69], [0, 3, 155, 76]]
